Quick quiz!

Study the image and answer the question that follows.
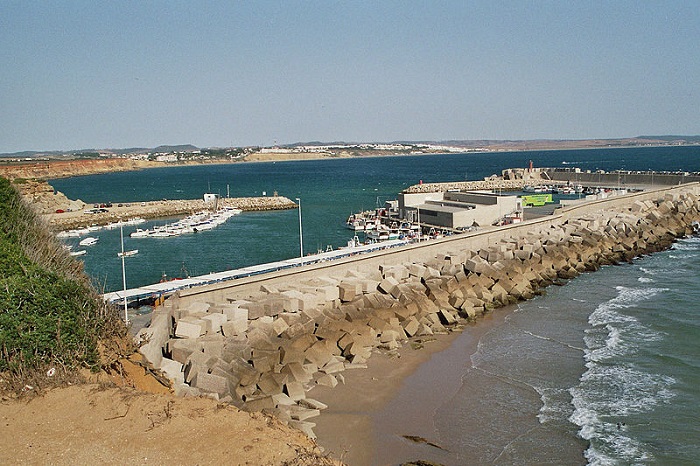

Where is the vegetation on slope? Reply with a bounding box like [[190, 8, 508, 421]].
[[0, 176, 126, 382]]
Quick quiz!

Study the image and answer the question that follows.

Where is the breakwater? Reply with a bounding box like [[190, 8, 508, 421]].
[[135, 184, 700, 439], [403, 177, 556, 193], [45, 196, 298, 231], [547, 167, 700, 187]]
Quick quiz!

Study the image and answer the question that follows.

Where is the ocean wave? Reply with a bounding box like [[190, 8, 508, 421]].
[[584, 430, 653, 466], [637, 276, 653, 283], [570, 364, 675, 464], [535, 386, 573, 425], [588, 286, 667, 326], [575, 365, 675, 415], [671, 236, 700, 250], [572, 281, 678, 463]]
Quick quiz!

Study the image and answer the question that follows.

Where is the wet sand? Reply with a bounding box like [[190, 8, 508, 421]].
[[311, 306, 517, 466]]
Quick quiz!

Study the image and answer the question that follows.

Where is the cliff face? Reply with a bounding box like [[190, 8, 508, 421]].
[[12, 179, 84, 215], [0, 158, 157, 180]]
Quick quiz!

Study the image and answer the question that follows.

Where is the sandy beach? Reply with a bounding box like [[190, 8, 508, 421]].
[[310, 306, 517, 465]]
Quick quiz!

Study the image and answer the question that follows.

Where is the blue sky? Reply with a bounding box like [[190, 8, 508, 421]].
[[1, 1, 699, 152]]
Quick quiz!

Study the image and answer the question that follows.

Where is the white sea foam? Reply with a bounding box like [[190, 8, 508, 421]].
[[571, 283, 677, 463], [670, 236, 700, 251], [588, 286, 667, 329], [536, 386, 572, 425], [571, 364, 671, 464], [637, 276, 653, 283], [584, 429, 652, 466]]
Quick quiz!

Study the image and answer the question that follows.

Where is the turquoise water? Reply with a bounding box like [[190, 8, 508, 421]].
[[51, 146, 700, 293], [50, 146, 700, 464]]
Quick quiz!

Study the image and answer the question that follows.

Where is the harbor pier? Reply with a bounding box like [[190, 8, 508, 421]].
[[132, 182, 700, 438]]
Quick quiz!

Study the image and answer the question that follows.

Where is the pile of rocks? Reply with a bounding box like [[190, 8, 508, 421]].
[[13, 179, 85, 214], [402, 177, 563, 194], [219, 196, 297, 212], [136, 189, 699, 439]]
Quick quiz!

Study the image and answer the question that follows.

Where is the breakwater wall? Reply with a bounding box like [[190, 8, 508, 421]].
[[402, 178, 557, 193], [46, 196, 297, 230], [546, 168, 700, 187], [136, 183, 700, 438]]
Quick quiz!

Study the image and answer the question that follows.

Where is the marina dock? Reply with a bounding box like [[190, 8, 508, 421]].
[[103, 239, 410, 305]]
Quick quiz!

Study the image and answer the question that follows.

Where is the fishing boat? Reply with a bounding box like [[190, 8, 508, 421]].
[[366, 225, 400, 241], [523, 185, 551, 193], [79, 237, 98, 246], [345, 213, 379, 231], [117, 249, 139, 258]]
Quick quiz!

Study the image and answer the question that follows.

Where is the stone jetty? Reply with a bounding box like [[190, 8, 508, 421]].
[[403, 177, 562, 194], [45, 196, 297, 231], [135, 185, 700, 439]]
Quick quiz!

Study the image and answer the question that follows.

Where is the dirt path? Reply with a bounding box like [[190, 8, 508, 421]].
[[0, 356, 338, 465]]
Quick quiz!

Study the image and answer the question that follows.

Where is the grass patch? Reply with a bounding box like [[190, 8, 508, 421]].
[[0, 176, 127, 383]]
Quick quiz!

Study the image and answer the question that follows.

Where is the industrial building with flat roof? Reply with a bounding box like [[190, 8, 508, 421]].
[[399, 190, 522, 230]]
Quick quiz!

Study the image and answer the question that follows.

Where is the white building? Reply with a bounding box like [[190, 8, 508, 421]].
[[399, 191, 521, 229]]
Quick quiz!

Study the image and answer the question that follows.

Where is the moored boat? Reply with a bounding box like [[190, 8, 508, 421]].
[[129, 208, 241, 238], [79, 236, 98, 246], [117, 249, 139, 258]]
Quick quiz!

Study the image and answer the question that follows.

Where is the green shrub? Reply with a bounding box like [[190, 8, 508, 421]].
[[0, 177, 124, 376]]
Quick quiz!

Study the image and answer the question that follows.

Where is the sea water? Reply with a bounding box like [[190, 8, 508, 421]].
[[371, 238, 700, 465], [49, 146, 700, 463], [51, 146, 700, 293]]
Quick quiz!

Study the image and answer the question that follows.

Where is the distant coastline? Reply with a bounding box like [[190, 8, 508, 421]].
[[1, 136, 699, 181]]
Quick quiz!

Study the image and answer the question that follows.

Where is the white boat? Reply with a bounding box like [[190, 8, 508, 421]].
[[117, 249, 139, 258], [366, 225, 400, 241], [130, 208, 241, 238], [79, 237, 99, 246], [69, 250, 87, 256], [554, 186, 576, 195], [345, 211, 382, 231], [130, 229, 147, 238], [524, 185, 551, 193]]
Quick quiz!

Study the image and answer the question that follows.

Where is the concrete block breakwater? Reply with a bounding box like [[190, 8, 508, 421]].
[[136, 186, 700, 439], [403, 178, 547, 193]]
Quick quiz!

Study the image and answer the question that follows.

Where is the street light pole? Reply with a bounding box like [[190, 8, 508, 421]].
[[120, 222, 129, 324], [296, 198, 303, 265], [417, 206, 421, 242]]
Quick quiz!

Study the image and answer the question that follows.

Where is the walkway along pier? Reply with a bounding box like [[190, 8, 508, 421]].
[[134, 183, 700, 439]]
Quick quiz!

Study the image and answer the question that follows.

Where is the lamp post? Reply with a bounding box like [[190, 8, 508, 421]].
[[296, 198, 303, 265], [417, 206, 421, 242], [119, 222, 129, 324]]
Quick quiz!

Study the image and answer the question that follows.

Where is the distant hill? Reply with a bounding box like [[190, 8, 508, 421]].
[[152, 144, 199, 153], [3, 137, 699, 159], [637, 135, 700, 143], [0, 145, 198, 159]]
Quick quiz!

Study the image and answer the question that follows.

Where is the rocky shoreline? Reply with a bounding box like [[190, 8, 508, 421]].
[[134, 186, 700, 441]]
